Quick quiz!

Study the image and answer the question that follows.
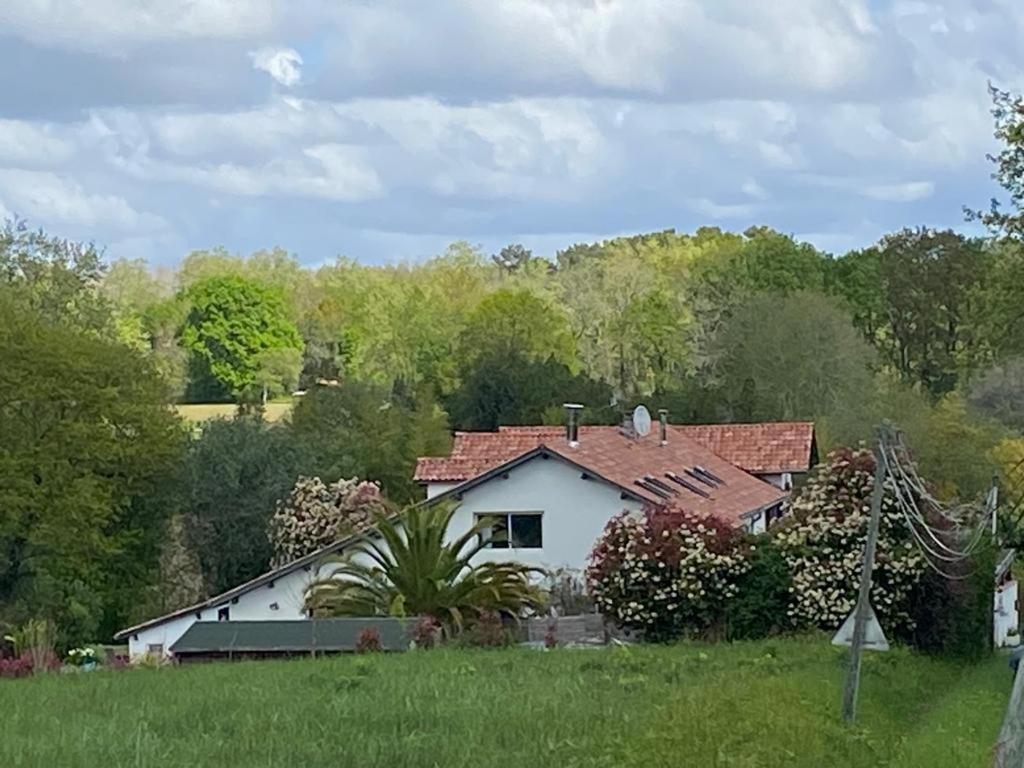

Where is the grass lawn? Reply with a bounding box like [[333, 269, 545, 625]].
[[173, 401, 293, 424], [1, 637, 1010, 768]]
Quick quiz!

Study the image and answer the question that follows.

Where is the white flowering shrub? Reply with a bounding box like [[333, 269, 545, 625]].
[[268, 476, 389, 567], [774, 447, 925, 635], [586, 508, 748, 640]]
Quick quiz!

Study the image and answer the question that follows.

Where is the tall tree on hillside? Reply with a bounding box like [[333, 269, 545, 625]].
[[828, 229, 990, 394], [967, 356, 1024, 432], [0, 291, 186, 645], [446, 349, 615, 431], [179, 275, 303, 401], [968, 85, 1024, 239], [876, 229, 989, 395], [492, 243, 534, 274], [0, 218, 110, 334], [290, 382, 451, 504], [457, 288, 576, 368], [709, 291, 877, 424], [182, 416, 307, 596]]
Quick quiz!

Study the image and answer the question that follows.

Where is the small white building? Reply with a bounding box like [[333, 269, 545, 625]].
[[116, 415, 817, 658]]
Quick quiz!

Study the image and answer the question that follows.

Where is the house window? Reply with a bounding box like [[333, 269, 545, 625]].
[[217, 606, 230, 621], [147, 644, 163, 656], [477, 513, 543, 549]]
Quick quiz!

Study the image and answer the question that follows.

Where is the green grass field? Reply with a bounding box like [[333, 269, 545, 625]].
[[1, 638, 1010, 768], [173, 401, 293, 424]]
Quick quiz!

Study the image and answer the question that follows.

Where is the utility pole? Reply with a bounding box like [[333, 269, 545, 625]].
[[842, 424, 887, 724]]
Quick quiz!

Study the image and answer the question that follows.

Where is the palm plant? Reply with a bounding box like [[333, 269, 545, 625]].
[[304, 503, 544, 632]]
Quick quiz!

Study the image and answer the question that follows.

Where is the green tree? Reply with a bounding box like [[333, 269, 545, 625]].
[[182, 416, 307, 596], [305, 504, 542, 631], [446, 349, 614, 431], [179, 276, 303, 401], [967, 356, 1024, 432], [875, 229, 989, 394], [251, 347, 303, 404], [290, 383, 451, 504], [0, 291, 185, 645], [492, 243, 535, 274], [709, 291, 877, 423], [457, 288, 575, 368], [968, 85, 1024, 238], [0, 218, 111, 334]]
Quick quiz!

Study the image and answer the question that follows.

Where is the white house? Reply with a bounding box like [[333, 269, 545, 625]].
[[115, 412, 817, 658]]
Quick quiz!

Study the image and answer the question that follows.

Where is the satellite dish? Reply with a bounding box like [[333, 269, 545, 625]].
[[632, 405, 652, 437]]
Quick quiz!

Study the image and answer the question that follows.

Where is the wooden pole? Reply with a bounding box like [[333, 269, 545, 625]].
[[842, 426, 887, 724]]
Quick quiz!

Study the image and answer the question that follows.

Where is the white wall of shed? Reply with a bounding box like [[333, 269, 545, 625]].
[[995, 580, 1020, 648]]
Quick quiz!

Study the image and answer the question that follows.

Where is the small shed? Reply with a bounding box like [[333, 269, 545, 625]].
[[169, 618, 418, 663], [996, 549, 1019, 648]]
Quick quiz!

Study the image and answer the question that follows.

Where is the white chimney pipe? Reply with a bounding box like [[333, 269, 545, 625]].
[[564, 403, 583, 447]]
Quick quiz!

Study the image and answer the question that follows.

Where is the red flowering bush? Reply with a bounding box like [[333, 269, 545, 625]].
[[0, 650, 59, 679], [355, 627, 382, 654], [0, 654, 33, 679], [410, 617, 441, 649], [587, 508, 748, 641]]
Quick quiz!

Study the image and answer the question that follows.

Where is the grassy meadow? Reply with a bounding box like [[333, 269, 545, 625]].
[[173, 401, 293, 424], [1, 637, 1010, 768]]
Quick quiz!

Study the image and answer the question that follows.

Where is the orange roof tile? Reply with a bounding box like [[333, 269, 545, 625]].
[[415, 422, 814, 481], [415, 422, 814, 525]]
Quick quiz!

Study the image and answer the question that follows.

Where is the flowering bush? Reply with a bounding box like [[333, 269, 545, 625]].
[[268, 476, 389, 567], [0, 650, 59, 678], [410, 617, 441, 649], [66, 647, 99, 667], [773, 447, 926, 635], [0, 654, 33, 679], [586, 508, 748, 641], [355, 627, 382, 654]]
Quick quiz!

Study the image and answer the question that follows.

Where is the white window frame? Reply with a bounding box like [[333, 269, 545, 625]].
[[475, 511, 544, 550]]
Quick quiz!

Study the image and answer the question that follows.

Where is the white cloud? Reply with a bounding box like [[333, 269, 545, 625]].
[[122, 143, 384, 202], [687, 198, 756, 220], [0, 169, 165, 231], [741, 179, 768, 200], [249, 46, 303, 87], [0, 120, 75, 165], [862, 180, 935, 202], [0, 0, 280, 52]]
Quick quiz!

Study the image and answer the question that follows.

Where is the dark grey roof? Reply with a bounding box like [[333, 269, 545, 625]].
[[170, 619, 418, 654]]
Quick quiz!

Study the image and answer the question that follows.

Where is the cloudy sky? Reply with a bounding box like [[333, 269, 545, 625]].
[[1, 0, 1021, 266]]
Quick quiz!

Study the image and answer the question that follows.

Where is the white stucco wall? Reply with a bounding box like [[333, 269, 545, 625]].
[[995, 580, 1019, 648], [445, 455, 643, 573], [127, 563, 318, 658], [426, 481, 458, 499], [128, 455, 641, 658]]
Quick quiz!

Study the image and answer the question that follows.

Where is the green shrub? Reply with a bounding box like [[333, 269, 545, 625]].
[[908, 544, 996, 660], [726, 539, 792, 640]]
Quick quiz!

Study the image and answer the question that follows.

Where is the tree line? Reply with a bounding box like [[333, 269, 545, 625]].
[[3, 86, 1024, 647]]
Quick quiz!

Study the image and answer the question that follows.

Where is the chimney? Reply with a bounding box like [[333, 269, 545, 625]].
[[564, 403, 583, 447], [658, 408, 669, 446]]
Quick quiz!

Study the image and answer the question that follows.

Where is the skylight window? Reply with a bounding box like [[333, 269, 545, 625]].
[[664, 472, 711, 498]]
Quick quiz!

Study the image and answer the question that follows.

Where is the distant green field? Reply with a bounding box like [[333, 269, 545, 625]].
[[0, 638, 1010, 768], [173, 401, 293, 424]]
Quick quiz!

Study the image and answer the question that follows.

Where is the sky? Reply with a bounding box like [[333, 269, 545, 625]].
[[1, 0, 1022, 267]]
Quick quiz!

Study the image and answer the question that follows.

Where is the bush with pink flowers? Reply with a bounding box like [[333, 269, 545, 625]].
[[586, 508, 748, 641]]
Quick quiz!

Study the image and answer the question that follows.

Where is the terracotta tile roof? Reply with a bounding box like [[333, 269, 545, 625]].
[[540, 431, 787, 524], [414, 423, 811, 525], [414, 422, 815, 482], [672, 422, 816, 474]]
